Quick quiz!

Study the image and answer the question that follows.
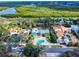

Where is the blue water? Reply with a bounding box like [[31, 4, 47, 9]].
[[0, 8, 16, 15], [36, 40, 44, 43]]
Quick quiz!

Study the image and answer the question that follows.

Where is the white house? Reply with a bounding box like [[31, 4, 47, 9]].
[[22, 29, 31, 34], [10, 31, 19, 36]]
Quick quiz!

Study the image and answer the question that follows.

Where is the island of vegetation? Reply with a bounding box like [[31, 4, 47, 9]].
[[1, 5, 79, 17]]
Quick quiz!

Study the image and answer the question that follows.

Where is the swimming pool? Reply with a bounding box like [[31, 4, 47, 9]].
[[36, 40, 44, 43]]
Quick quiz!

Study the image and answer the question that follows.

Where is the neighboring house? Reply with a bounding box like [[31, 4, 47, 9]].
[[64, 37, 70, 45], [74, 18, 79, 22], [43, 48, 75, 57], [22, 29, 31, 34], [10, 31, 19, 36], [9, 28, 19, 36], [9, 28, 31, 36], [12, 44, 24, 56], [59, 19, 65, 25], [64, 31, 71, 40], [57, 37, 64, 44], [57, 36, 69, 45]]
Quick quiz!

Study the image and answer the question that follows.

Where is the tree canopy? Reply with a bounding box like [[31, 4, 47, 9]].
[[1, 5, 79, 17]]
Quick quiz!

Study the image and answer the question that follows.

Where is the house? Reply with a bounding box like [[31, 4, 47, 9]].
[[9, 30, 19, 36], [43, 48, 75, 57], [12, 43, 24, 56], [22, 29, 31, 34], [57, 36, 70, 45], [9, 28, 19, 36]]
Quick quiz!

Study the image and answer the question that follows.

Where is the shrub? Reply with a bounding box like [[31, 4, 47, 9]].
[[23, 43, 43, 57], [49, 29, 57, 43], [63, 24, 70, 27]]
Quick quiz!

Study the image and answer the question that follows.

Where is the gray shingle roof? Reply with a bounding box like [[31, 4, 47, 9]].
[[44, 48, 75, 53]]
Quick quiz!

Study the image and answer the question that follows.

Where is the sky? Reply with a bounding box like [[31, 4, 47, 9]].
[[0, 0, 79, 1]]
